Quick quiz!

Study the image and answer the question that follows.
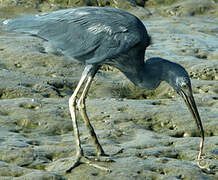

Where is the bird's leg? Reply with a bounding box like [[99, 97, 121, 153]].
[[67, 70, 88, 169], [67, 65, 110, 172], [77, 73, 124, 159], [67, 65, 92, 170], [77, 75, 107, 157]]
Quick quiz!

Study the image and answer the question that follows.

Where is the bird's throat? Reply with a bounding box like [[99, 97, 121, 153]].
[[122, 62, 162, 90]]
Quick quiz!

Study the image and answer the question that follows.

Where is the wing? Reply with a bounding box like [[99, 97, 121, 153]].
[[5, 7, 149, 64]]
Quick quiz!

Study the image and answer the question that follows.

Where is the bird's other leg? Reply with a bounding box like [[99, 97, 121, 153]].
[[67, 65, 110, 172], [67, 65, 92, 171], [77, 74, 107, 157], [77, 72, 124, 159]]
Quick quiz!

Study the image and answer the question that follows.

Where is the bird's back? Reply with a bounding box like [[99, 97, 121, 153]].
[[4, 7, 150, 65]]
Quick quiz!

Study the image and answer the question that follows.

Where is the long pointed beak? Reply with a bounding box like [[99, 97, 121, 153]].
[[180, 89, 205, 167]]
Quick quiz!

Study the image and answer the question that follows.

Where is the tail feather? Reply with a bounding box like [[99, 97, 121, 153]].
[[3, 15, 44, 35]]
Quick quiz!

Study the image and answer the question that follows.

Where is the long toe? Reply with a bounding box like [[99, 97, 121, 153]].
[[66, 156, 82, 173], [98, 148, 124, 157], [81, 156, 111, 172], [66, 155, 111, 173]]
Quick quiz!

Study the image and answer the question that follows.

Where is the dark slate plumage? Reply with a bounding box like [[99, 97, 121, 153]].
[[5, 7, 150, 64], [4, 7, 205, 171]]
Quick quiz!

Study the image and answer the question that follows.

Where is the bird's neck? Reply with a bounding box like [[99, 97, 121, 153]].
[[123, 59, 163, 90], [140, 62, 163, 90], [122, 57, 186, 92], [142, 58, 183, 90]]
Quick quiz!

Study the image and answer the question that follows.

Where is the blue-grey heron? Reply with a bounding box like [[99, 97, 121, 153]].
[[4, 7, 205, 172]]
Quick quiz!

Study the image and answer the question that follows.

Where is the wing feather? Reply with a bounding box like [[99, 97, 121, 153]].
[[5, 7, 147, 64]]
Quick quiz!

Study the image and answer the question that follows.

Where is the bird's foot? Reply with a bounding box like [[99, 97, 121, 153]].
[[89, 148, 124, 163], [97, 148, 124, 157], [66, 155, 111, 173], [66, 149, 124, 173]]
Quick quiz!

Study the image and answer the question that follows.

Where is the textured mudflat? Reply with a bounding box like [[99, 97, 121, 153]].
[[0, 2, 217, 180]]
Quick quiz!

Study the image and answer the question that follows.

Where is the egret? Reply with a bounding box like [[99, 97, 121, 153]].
[[4, 7, 205, 172]]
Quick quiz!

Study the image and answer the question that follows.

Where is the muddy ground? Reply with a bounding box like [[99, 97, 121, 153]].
[[0, 1, 217, 180]]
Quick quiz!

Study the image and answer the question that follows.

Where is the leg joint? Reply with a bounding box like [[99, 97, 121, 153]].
[[69, 95, 77, 108], [77, 98, 85, 110]]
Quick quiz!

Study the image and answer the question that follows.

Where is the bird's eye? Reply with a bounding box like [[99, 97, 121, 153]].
[[181, 83, 188, 89]]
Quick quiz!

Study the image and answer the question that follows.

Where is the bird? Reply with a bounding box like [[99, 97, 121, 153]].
[[4, 6, 205, 172]]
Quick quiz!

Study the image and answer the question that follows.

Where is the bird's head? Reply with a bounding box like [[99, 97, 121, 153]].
[[164, 63, 204, 140], [170, 71, 205, 165], [144, 58, 205, 165]]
